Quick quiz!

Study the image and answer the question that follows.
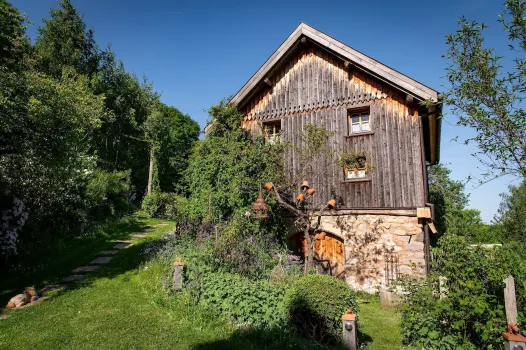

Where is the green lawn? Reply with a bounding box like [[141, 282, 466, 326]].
[[358, 295, 416, 350], [0, 216, 411, 349]]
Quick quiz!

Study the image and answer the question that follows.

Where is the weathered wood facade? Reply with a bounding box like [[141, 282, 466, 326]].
[[240, 46, 428, 208]]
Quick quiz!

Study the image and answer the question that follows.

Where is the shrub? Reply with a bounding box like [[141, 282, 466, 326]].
[[400, 234, 526, 349], [86, 170, 133, 219], [141, 192, 179, 219], [197, 272, 288, 327], [212, 232, 281, 279], [284, 274, 359, 344]]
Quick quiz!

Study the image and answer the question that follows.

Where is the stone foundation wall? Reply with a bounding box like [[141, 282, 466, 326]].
[[314, 214, 426, 293]]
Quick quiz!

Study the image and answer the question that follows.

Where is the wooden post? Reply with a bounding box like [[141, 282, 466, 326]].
[[504, 276, 518, 328], [172, 257, 184, 292], [342, 310, 357, 350], [502, 276, 526, 349]]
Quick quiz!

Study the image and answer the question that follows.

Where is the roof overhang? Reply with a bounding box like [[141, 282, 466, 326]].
[[231, 23, 439, 108]]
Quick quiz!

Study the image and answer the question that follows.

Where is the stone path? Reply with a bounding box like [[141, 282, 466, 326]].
[[5, 221, 169, 313]]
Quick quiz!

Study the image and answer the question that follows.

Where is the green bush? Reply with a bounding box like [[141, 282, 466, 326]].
[[141, 192, 179, 219], [197, 272, 288, 327], [284, 274, 359, 344], [86, 170, 133, 219], [400, 234, 526, 349]]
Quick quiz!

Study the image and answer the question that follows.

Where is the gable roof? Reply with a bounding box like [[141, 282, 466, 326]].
[[231, 23, 440, 107]]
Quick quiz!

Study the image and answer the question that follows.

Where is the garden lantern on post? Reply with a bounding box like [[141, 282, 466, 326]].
[[252, 185, 269, 219]]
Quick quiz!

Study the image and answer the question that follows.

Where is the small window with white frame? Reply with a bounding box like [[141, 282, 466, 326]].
[[263, 120, 282, 144], [348, 108, 370, 135]]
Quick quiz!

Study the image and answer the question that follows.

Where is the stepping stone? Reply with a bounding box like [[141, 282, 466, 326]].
[[0, 315, 8, 321], [117, 240, 133, 244], [131, 234, 147, 239], [62, 275, 86, 282], [145, 228, 155, 232], [155, 223, 170, 227], [98, 250, 119, 255], [90, 257, 112, 265], [113, 243, 133, 249], [39, 284, 64, 294], [72, 265, 99, 273]]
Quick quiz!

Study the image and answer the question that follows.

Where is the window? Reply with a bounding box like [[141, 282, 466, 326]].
[[348, 108, 370, 135], [263, 120, 282, 144]]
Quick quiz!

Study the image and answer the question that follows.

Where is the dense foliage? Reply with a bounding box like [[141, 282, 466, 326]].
[[146, 229, 359, 344], [496, 180, 526, 244], [199, 272, 288, 327], [428, 164, 501, 243], [284, 274, 359, 344], [401, 234, 526, 349], [184, 99, 284, 224], [0, 0, 198, 263]]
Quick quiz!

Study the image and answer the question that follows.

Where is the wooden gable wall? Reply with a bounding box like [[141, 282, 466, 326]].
[[241, 47, 426, 208]]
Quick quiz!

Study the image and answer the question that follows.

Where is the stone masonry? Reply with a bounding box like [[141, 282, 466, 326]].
[[307, 213, 426, 293]]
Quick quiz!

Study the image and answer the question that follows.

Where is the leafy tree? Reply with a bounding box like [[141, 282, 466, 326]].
[[144, 104, 200, 193], [266, 124, 336, 272], [0, 0, 30, 157], [428, 164, 501, 243], [444, 0, 526, 181], [184, 99, 284, 222], [428, 164, 470, 235], [92, 50, 158, 196], [0, 0, 29, 70], [0, 68, 106, 255], [34, 0, 100, 78], [496, 180, 526, 243]]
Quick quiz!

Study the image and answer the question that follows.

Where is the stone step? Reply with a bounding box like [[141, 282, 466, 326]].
[[62, 275, 86, 282], [113, 243, 133, 249], [39, 284, 65, 294], [90, 257, 112, 265], [98, 250, 119, 255], [155, 223, 170, 227], [72, 265, 100, 273], [131, 234, 147, 239]]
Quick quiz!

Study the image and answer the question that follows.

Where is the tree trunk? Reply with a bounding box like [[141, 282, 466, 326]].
[[304, 224, 315, 273], [147, 147, 154, 195]]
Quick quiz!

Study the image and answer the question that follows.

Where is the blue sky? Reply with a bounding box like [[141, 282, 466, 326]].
[[11, 0, 520, 222]]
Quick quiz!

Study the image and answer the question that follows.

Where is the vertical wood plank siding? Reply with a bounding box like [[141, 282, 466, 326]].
[[242, 47, 425, 208]]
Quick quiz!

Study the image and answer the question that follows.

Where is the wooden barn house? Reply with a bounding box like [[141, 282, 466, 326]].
[[230, 23, 441, 292]]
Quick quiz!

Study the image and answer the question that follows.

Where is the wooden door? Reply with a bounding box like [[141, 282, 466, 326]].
[[288, 232, 345, 279]]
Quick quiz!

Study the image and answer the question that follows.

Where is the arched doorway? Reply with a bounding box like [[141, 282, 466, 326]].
[[288, 231, 345, 279]]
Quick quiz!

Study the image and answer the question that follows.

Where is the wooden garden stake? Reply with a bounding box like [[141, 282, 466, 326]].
[[342, 310, 357, 350], [502, 275, 526, 350], [172, 256, 184, 292]]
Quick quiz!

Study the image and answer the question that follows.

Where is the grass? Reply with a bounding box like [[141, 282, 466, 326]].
[[0, 216, 324, 349], [358, 294, 416, 350], [0, 215, 412, 349]]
